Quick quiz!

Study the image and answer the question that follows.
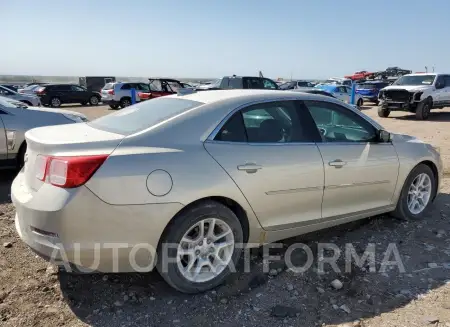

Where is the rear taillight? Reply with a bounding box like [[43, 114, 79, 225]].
[[35, 155, 108, 188], [107, 89, 114, 95], [36, 87, 46, 95]]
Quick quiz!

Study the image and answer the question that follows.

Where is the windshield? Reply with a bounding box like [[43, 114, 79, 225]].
[[89, 97, 204, 135], [393, 75, 436, 86]]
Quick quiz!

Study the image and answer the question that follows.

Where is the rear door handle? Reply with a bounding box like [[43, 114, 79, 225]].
[[237, 163, 262, 173], [328, 159, 347, 168]]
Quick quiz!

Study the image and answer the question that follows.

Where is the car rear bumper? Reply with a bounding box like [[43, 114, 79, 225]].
[[12, 171, 184, 273]]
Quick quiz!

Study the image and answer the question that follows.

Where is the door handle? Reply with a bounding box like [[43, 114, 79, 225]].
[[328, 159, 347, 168], [237, 163, 262, 173]]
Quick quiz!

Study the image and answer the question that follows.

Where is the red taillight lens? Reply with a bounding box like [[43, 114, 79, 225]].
[[36, 155, 108, 188], [36, 87, 46, 95], [107, 89, 114, 95]]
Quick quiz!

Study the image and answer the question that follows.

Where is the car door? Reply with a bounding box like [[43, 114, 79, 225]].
[[336, 86, 349, 103], [204, 100, 325, 230], [441, 75, 450, 106], [70, 85, 88, 103], [433, 75, 446, 106], [0, 110, 7, 160], [303, 100, 399, 218]]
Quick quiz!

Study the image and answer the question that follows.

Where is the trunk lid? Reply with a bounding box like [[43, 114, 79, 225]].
[[23, 123, 124, 192]]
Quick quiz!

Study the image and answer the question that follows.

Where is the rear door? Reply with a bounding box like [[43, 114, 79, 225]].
[[204, 100, 324, 230], [53, 85, 72, 103], [70, 85, 89, 103]]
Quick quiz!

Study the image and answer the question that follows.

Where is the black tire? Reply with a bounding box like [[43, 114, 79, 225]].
[[109, 104, 120, 110], [156, 200, 244, 294], [377, 106, 390, 117], [17, 142, 27, 170], [120, 97, 131, 108], [416, 99, 431, 120], [391, 164, 437, 220], [356, 98, 363, 109], [89, 96, 99, 106], [20, 100, 32, 106], [50, 97, 61, 108]]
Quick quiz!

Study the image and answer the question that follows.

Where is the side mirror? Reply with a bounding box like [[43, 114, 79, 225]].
[[379, 130, 391, 143], [436, 82, 445, 89]]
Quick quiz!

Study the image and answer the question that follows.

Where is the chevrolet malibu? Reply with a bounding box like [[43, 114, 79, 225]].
[[12, 90, 442, 293]]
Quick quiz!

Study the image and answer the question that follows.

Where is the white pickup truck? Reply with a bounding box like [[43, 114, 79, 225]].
[[378, 73, 450, 120]]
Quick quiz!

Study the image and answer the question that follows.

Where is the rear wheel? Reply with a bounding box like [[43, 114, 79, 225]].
[[17, 142, 27, 170], [50, 97, 61, 108], [377, 106, 390, 117], [156, 200, 243, 293], [89, 96, 99, 106], [120, 97, 131, 108], [416, 99, 431, 120], [356, 98, 363, 109], [391, 164, 436, 220]]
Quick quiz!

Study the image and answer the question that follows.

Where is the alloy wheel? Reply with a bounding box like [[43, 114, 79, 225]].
[[407, 173, 432, 214], [176, 218, 235, 283]]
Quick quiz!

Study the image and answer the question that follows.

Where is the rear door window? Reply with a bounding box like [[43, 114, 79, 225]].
[[121, 83, 131, 90], [89, 97, 204, 135]]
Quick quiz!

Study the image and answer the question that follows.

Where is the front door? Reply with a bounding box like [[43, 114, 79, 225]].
[[204, 100, 324, 230], [303, 100, 399, 218]]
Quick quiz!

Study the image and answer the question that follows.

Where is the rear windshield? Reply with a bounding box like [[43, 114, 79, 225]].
[[102, 83, 114, 90], [89, 97, 204, 135]]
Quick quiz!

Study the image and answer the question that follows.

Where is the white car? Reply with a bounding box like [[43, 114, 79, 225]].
[[378, 73, 450, 120], [315, 84, 364, 108], [0, 85, 41, 107], [0, 96, 88, 168]]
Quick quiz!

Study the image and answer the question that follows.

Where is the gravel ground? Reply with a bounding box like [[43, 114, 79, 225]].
[[1, 104, 450, 327]]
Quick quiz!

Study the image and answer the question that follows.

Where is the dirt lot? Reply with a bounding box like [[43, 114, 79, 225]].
[[1, 104, 450, 327]]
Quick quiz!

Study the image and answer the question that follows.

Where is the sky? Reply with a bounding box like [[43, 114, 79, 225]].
[[2, 0, 450, 79]]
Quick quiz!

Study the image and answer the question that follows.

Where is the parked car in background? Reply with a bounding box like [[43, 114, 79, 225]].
[[318, 77, 353, 87], [278, 80, 316, 90], [198, 76, 279, 90], [36, 84, 101, 108], [344, 71, 374, 81], [356, 81, 389, 105], [315, 84, 364, 108], [18, 84, 43, 95], [378, 73, 450, 120], [0, 84, 19, 92], [0, 85, 41, 107], [0, 96, 87, 168], [145, 78, 185, 98], [12, 89, 442, 294], [100, 82, 152, 109]]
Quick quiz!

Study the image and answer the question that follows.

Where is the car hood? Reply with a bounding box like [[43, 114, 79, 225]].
[[382, 85, 432, 92], [25, 106, 88, 119]]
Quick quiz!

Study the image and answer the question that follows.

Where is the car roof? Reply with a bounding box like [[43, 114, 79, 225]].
[[404, 73, 438, 77], [167, 89, 339, 105]]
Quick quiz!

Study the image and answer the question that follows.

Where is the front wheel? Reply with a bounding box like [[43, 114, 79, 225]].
[[416, 100, 431, 120], [156, 201, 244, 293], [391, 164, 437, 220], [377, 106, 390, 117]]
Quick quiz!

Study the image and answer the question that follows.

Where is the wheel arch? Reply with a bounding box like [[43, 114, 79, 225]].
[[158, 196, 251, 249], [420, 160, 439, 201]]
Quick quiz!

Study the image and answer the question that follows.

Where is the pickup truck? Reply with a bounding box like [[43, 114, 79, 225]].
[[196, 76, 279, 90]]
